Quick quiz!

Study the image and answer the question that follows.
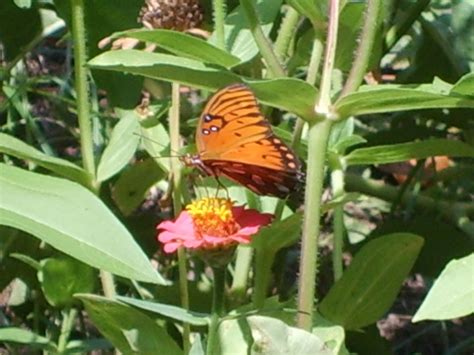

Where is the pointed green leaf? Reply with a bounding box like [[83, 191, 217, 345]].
[[451, 72, 474, 97], [251, 213, 302, 252], [344, 139, 474, 166], [116, 295, 210, 326], [320, 233, 423, 330], [0, 328, 56, 351], [413, 254, 474, 322], [77, 294, 181, 354], [97, 110, 141, 182], [114, 29, 241, 68], [0, 133, 90, 186], [0, 164, 165, 284]]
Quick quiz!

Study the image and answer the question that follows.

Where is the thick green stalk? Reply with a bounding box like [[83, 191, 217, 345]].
[[213, 0, 227, 50], [340, 0, 382, 97], [274, 6, 301, 61], [240, 0, 286, 77], [169, 82, 191, 354], [297, 0, 340, 331], [207, 267, 226, 355], [252, 250, 274, 309], [71, 0, 95, 181], [57, 308, 78, 353], [296, 119, 332, 329], [71, 0, 116, 297]]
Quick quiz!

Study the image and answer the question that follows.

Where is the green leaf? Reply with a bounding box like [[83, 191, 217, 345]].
[[88, 49, 240, 90], [77, 294, 181, 354], [320, 233, 423, 330], [335, 82, 474, 118], [38, 256, 95, 308], [0, 164, 165, 284], [321, 193, 360, 213], [9, 252, 41, 271], [451, 72, 474, 97], [412, 254, 474, 322], [344, 139, 474, 166], [0, 327, 56, 351], [286, 0, 326, 28], [211, 0, 283, 63], [248, 316, 330, 355], [116, 296, 209, 325], [0, 133, 90, 186], [65, 338, 112, 353], [247, 79, 318, 121], [251, 213, 302, 252], [88, 49, 318, 121], [112, 159, 165, 216], [115, 29, 241, 68], [312, 316, 348, 355], [97, 110, 141, 182]]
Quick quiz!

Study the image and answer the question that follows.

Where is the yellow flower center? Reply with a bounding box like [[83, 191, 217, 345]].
[[186, 198, 239, 238]]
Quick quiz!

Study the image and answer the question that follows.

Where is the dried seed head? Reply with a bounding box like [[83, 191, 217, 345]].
[[138, 0, 203, 31]]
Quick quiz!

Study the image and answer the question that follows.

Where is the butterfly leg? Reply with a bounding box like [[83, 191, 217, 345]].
[[213, 176, 230, 199]]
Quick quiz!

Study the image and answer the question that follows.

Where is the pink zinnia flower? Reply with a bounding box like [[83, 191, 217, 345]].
[[157, 198, 273, 253]]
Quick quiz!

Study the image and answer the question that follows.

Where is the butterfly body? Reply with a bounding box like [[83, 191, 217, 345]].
[[185, 84, 304, 198]]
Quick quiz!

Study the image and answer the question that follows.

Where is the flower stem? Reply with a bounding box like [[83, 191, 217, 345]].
[[240, 0, 286, 78], [253, 249, 274, 309], [340, 0, 381, 98], [71, 0, 96, 183], [297, 0, 340, 330], [57, 307, 78, 353], [207, 267, 226, 355], [274, 6, 300, 61], [230, 246, 253, 304], [71, 0, 116, 298], [169, 82, 191, 354], [213, 0, 227, 50], [296, 119, 332, 330]]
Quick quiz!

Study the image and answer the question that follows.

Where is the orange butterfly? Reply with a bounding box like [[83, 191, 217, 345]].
[[182, 84, 303, 198]]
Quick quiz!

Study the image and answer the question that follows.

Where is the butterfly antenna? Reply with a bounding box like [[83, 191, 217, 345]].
[[133, 132, 182, 156]]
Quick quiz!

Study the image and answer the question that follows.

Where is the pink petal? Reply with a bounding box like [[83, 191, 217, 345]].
[[183, 239, 203, 249], [157, 212, 195, 236]]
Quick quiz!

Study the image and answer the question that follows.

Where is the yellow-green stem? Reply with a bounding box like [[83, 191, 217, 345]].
[[274, 6, 301, 61], [57, 307, 78, 353], [296, 119, 333, 330], [213, 0, 227, 50], [206, 267, 226, 355], [330, 167, 344, 281], [169, 82, 191, 354]]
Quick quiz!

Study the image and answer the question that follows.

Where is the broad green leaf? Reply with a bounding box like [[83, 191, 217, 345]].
[[116, 295, 210, 326], [114, 29, 241, 68], [251, 213, 302, 252], [247, 79, 318, 121], [335, 82, 474, 118], [97, 110, 141, 182], [88, 49, 240, 90], [248, 316, 330, 355], [320, 233, 423, 330], [0, 133, 90, 186], [330, 135, 367, 155], [112, 159, 166, 216], [287, 0, 326, 28], [89, 49, 318, 121], [210, 0, 282, 63], [38, 256, 95, 307], [451, 72, 474, 97], [77, 294, 181, 354], [413, 254, 474, 322], [344, 139, 474, 166], [0, 164, 165, 284], [0, 327, 56, 351], [312, 316, 348, 355], [321, 192, 360, 213]]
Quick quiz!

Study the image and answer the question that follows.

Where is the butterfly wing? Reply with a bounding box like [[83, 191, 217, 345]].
[[195, 84, 303, 197]]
